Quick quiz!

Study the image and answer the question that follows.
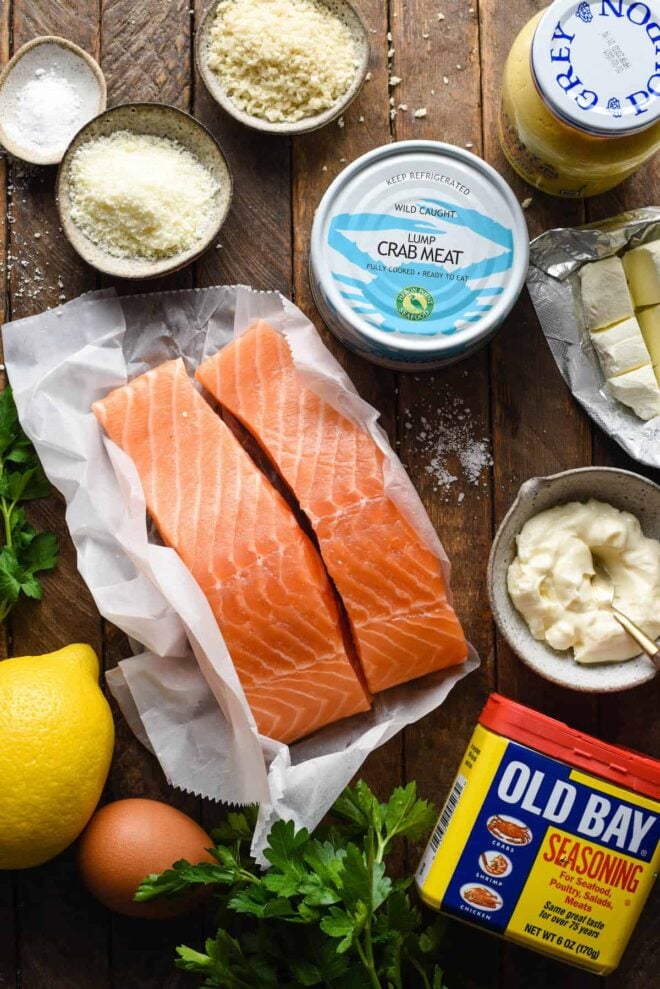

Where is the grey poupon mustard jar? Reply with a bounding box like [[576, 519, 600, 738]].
[[499, 0, 660, 197]]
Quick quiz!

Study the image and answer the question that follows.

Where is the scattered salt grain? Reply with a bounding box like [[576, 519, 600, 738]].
[[437, 11, 445, 20], [402, 395, 493, 500], [337, 116, 345, 128], [443, 76, 449, 84]]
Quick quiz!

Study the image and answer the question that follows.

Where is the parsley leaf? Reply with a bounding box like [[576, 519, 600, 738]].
[[142, 780, 448, 988], [0, 387, 59, 622]]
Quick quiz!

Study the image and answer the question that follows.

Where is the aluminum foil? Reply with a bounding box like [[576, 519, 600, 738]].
[[526, 207, 660, 469]]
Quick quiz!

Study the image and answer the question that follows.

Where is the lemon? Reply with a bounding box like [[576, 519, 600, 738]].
[[0, 644, 114, 870]]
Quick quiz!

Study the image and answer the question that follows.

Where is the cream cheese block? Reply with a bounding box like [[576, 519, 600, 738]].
[[607, 363, 660, 421], [579, 256, 634, 332], [638, 304, 660, 380], [590, 316, 650, 379], [622, 240, 660, 308]]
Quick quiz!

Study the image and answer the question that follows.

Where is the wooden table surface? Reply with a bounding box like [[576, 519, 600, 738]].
[[0, 1, 658, 987]]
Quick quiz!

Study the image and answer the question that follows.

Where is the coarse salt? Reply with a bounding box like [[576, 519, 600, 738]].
[[402, 394, 492, 499], [3, 66, 83, 155]]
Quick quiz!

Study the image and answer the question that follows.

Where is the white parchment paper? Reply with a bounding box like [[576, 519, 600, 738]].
[[2, 285, 477, 855]]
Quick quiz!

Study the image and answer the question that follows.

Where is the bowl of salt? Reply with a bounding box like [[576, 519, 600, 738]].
[[0, 36, 106, 166]]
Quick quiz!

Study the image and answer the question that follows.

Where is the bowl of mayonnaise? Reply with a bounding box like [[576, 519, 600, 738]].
[[488, 467, 660, 693]]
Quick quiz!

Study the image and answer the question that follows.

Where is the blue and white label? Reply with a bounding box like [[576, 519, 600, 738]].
[[310, 142, 528, 368], [532, 0, 660, 135], [314, 150, 521, 345], [326, 200, 515, 337]]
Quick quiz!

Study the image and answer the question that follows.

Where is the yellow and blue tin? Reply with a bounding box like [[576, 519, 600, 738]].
[[416, 693, 660, 974]]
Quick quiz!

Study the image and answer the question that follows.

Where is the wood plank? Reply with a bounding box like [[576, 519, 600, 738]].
[[104, 627, 204, 989], [584, 151, 660, 989], [192, 34, 292, 293], [388, 3, 500, 985], [287, 0, 404, 806], [97, 4, 207, 987], [6, 4, 109, 988], [0, 1, 16, 984], [192, 0, 297, 948], [479, 1, 599, 986]]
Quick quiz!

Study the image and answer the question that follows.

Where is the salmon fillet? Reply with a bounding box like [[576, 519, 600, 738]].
[[196, 321, 468, 693], [93, 358, 370, 743]]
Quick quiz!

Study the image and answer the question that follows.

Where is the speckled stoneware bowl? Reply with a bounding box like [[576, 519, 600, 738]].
[[488, 467, 660, 693], [56, 102, 233, 279], [0, 36, 106, 165], [195, 0, 370, 135]]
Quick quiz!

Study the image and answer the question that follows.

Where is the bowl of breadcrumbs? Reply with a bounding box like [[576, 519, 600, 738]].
[[196, 0, 370, 135]]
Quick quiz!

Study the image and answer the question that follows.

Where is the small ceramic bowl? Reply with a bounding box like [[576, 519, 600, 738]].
[[195, 0, 370, 135], [56, 102, 233, 280], [0, 36, 106, 165], [488, 467, 660, 693]]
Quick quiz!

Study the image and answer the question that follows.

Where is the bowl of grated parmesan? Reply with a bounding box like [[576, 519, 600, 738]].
[[196, 0, 370, 134], [56, 102, 233, 279]]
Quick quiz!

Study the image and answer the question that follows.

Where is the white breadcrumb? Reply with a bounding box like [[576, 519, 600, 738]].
[[389, 76, 402, 87], [206, 0, 358, 123], [414, 107, 427, 118], [521, 197, 533, 209]]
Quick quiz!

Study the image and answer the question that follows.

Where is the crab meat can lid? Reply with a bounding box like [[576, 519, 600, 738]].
[[309, 141, 528, 370], [481, 693, 660, 801], [531, 0, 660, 137]]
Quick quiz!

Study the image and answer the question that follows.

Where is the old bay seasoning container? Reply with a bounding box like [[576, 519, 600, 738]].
[[309, 141, 528, 371], [500, 0, 660, 197], [416, 694, 660, 974]]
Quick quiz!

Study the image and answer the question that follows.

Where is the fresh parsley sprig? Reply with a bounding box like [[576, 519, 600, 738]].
[[137, 782, 449, 989], [0, 386, 59, 621]]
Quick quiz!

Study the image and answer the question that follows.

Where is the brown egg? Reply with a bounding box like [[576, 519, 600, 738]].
[[77, 798, 216, 919]]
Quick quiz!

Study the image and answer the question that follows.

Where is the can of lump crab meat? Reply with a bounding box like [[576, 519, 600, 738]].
[[309, 141, 529, 371], [416, 693, 660, 975]]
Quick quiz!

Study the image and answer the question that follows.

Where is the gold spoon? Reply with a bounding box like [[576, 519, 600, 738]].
[[592, 561, 660, 670]]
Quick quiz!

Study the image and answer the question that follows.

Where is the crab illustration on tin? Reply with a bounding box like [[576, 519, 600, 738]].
[[576, 2, 594, 22]]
